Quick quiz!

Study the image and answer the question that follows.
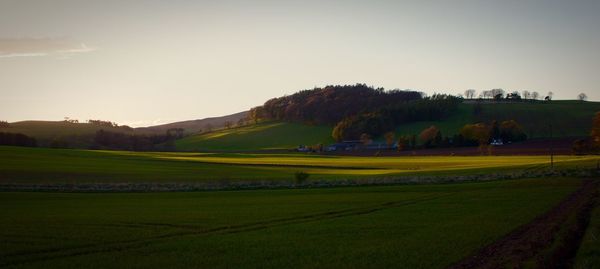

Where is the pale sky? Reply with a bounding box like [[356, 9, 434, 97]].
[[1, 0, 599, 127]]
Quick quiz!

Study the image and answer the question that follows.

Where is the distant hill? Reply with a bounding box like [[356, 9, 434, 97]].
[[175, 121, 333, 151], [0, 112, 249, 149], [0, 121, 146, 148], [137, 111, 249, 135]]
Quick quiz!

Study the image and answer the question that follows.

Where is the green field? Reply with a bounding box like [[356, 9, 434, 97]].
[[0, 177, 582, 268], [575, 200, 600, 268], [175, 121, 334, 151], [1, 146, 599, 184]]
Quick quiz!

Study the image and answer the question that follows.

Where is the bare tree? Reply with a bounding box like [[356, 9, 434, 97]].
[[531, 91, 540, 100], [491, 89, 505, 99], [578, 93, 588, 101], [522, 90, 531, 100], [464, 89, 476, 99], [481, 90, 493, 99], [546, 91, 554, 101]]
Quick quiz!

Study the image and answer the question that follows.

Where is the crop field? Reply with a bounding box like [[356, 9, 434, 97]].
[[0, 177, 583, 268], [1, 146, 599, 184]]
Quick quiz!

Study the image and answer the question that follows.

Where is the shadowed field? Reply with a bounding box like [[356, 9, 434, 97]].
[[0, 178, 582, 268]]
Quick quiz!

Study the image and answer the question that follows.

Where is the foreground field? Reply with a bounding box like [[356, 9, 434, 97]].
[[0, 178, 582, 268], [1, 146, 599, 184]]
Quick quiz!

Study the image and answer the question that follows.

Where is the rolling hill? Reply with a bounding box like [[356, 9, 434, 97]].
[[0, 121, 146, 148], [176, 100, 600, 151], [0, 112, 249, 148]]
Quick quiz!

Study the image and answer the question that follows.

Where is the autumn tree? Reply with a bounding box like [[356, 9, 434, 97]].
[[384, 132, 395, 148], [460, 123, 489, 145], [397, 136, 410, 151], [419, 126, 440, 148]]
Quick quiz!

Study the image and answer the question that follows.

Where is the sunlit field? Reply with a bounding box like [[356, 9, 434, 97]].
[[1, 146, 598, 184]]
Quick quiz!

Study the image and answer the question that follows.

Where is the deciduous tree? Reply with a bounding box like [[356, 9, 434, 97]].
[[419, 126, 440, 148]]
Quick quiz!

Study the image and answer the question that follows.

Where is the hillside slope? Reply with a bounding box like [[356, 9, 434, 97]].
[[137, 111, 248, 135], [395, 100, 600, 138], [175, 121, 334, 151]]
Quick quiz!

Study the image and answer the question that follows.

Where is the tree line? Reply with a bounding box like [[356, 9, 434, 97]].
[[0, 132, 37, 147], [387, 119, 527, 151], [90, 129, 183, 151]]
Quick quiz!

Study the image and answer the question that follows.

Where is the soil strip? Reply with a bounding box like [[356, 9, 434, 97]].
[[448, 179, 599, 269]]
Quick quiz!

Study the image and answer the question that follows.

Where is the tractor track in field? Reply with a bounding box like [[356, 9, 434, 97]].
[[448, 179, 599, 269], [0, 193, 451, 267]]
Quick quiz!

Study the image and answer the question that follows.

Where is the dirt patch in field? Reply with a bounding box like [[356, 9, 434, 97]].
[[448, 179, 599, 269]]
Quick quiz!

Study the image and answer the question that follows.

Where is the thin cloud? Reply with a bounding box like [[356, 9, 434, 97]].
[[0, 37, 96, 58]]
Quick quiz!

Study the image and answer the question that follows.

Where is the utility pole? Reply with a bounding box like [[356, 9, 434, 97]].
[[550, 123, 554, 169]]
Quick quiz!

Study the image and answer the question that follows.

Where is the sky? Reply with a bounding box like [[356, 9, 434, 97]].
[[1, 0, 599, 127]]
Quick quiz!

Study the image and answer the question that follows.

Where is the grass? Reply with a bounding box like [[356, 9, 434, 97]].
[[0, 177, 582, 268], [574, 201, 600, 268], [175, 121, 334, 151], [1, 146, 599, 184]]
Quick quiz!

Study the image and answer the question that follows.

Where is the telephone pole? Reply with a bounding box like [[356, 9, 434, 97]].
[[549, 123, 554, 169]]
